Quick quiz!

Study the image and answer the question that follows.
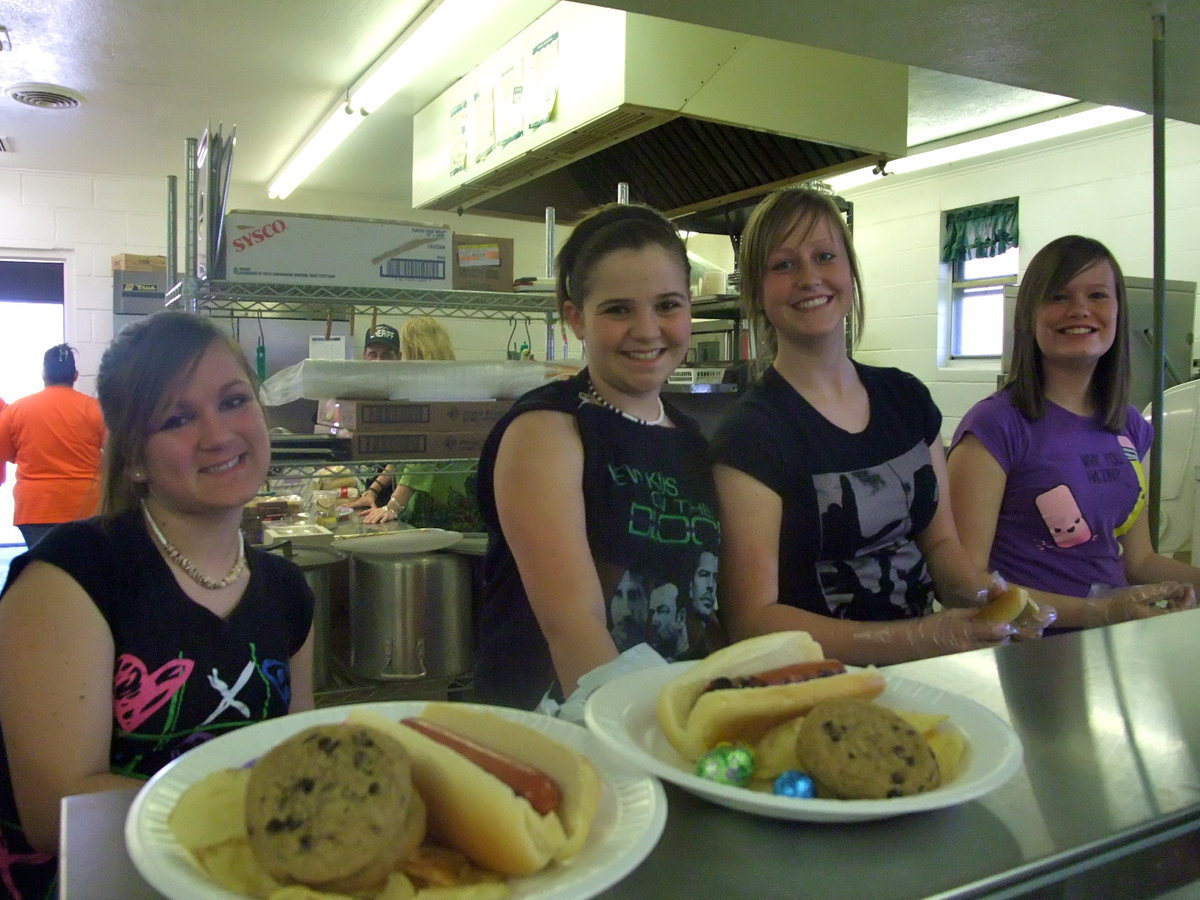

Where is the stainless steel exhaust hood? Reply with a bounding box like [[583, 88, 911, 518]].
[[412, 2, 907, 232]]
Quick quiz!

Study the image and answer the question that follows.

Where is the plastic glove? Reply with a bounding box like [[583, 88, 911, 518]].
[[853, 607, 1015, 662], [987, 572, 1058, 640], [536, 643, 668, 724], [1085, 582, 1197, 628]]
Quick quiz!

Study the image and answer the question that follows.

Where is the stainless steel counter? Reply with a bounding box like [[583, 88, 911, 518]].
[[597, 609, 1200, 899], [60, 610, 1200, 898]]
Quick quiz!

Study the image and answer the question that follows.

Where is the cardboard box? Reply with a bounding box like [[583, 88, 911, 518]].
[[111, 253, 167, 272], [223, 210, 452, 289], [452, 234, 515, 292], [331, 430, 491, 461], [317, 399, 512, 433], [113, 268, 168, 315]]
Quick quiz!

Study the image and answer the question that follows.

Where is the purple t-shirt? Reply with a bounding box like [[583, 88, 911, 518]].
[[950, 391, 1153, 597]]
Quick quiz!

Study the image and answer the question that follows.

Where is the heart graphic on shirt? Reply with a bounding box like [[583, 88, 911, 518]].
[[261, 659, 290, 706], [113, 654, 195, 733]]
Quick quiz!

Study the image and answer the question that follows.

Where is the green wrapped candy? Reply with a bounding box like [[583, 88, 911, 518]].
[[695, 742, 756, 786]]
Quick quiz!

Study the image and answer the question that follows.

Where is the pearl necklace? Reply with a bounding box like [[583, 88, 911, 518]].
[[581, 380, 666, 426], [142, 501, 247, 590]]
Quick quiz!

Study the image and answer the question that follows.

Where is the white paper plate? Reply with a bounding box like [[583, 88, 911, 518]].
[[332, 528, 463, 556], [126, 702, 666, 900], [584, 662, 1022, 823]]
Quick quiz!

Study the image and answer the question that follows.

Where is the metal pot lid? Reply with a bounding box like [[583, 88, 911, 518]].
[[332, 528, 463, 557]]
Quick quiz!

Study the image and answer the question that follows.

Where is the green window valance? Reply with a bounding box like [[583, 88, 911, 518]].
[[941, 199, 1019, 263]]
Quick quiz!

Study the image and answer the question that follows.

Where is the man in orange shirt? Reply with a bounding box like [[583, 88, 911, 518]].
[[0, 345, 106, 547]]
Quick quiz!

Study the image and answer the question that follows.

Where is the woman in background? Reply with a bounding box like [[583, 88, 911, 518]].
[[0, 344, 106, 548], [352, 317, 482, 531], [711, 188, 1041, 665], [948, 235, 1197, 627], [473, 203, 720, 709], [0, 312, 314, 896]]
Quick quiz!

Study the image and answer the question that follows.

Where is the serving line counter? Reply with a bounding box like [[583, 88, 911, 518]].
[[60, 609, 1200, 899]]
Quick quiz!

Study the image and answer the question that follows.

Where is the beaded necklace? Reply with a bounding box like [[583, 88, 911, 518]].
[[142, 501, 247, 590], [580, 379, 666, 426]]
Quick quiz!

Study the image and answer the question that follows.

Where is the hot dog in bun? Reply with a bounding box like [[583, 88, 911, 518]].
[[657, 632, 886, 760], [351, 703, 601, 877], [974, 585, 1040, 625]]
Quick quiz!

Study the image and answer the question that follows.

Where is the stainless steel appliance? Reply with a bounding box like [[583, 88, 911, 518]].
[[347, 551, 474, 681]]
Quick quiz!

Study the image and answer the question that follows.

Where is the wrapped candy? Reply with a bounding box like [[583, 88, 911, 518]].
[[695, 742, 755, 786], [773, 770, 816, 798]]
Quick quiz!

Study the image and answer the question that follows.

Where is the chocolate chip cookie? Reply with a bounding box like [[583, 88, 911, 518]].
[[245, 722, 426, 891], [796, 699, 941, 799]]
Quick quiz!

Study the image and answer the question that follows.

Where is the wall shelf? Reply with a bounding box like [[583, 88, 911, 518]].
[[167, 279, 558, 322]]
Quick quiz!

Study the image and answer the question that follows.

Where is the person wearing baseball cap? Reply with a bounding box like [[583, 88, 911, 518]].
[[362, 323, 400, 360]]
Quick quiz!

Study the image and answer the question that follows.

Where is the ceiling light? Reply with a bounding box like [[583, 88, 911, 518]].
[[826, 105, 1145, 192], [268, 0, 502, 200]]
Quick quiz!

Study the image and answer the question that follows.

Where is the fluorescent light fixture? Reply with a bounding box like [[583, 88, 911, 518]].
[[826, 105, 1145, 193], [268, 0, 502, 199]]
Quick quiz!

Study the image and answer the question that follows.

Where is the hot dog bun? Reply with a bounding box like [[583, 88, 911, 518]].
[[656, 632, 886, 760], [975, 586, 1036, 624], [350, 704, 600, 878]]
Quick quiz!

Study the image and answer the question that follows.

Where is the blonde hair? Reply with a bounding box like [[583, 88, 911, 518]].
[[400, 317, 456, 360], [738, 189, 865, 372]]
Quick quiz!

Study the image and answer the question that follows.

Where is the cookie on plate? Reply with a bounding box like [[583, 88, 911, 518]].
[[796, 699, 940, 799], [245, 722, 426, 892]]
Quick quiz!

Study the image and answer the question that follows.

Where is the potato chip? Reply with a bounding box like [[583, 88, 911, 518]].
[[270, 887, 358, 900], [377, 872, 418, 900], [416, 883, 510, 900], [893, 709, 949, 736], [927, 727, 966, 782], [750, 715, 806, 781], [196, 837, 282, 897], [169, 766, 251, 851]]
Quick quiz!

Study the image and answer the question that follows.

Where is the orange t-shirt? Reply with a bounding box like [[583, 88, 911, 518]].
[[0, 386, 106, 525]]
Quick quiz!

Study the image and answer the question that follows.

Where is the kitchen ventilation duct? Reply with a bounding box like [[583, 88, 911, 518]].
[[412, 2, 906, 233]]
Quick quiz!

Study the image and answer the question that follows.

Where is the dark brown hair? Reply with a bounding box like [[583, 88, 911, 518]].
[[1004, 235, 1130, 431], [96, 311, 258, 515], [555, 203, 689, 315], [738, 188, 865, 370]]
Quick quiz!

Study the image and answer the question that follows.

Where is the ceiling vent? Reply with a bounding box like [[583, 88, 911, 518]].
[[4, 83, 84, 110]]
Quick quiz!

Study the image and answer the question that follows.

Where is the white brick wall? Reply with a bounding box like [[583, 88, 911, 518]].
[[0, 169, 169, 394], [842, 118, 1200, 438]]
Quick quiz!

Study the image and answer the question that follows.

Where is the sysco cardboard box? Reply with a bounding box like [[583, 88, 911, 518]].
[[223, 210, 452, 289]]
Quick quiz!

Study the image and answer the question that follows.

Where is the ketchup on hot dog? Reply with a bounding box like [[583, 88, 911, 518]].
[[704, 659, 846, 693], [401, 717, 562, 815]]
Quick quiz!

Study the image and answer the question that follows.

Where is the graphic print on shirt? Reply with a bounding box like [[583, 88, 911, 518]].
[[112, 653, 195, 733], [814, 440, 935, 618], [609, 461, 719, 549], [1035, 484, 1093, 548], [605, 461, 719, 656]]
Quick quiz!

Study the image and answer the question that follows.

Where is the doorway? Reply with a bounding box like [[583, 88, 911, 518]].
[[0, 259, 68, 550]]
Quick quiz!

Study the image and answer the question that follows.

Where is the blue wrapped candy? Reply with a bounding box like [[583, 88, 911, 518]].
[[695, 742, 756, 786], [773, 770, 816, 798]]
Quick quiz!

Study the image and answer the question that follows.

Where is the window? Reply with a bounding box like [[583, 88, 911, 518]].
[[942, 200, 1019, 359]]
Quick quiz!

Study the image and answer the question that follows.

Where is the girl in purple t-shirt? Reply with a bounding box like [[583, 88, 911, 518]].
[[949, 235, 1198, 628]]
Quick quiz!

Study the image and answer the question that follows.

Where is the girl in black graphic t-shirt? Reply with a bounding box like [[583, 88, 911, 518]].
[[475, 205, 720, 709], [711, 189, 1051, 667]]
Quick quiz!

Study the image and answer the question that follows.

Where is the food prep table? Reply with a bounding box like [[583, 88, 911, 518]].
[[60, 609, 1200, 898]]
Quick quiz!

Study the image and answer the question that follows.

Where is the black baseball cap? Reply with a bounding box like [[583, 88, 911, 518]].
[[364, 324, 400, 354]]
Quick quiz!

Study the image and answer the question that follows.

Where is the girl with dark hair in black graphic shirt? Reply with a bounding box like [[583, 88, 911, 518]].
[[474, 204, 720, 709]]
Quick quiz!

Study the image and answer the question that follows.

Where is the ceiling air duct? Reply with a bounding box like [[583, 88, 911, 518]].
[[412, 1, 907, 233]]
